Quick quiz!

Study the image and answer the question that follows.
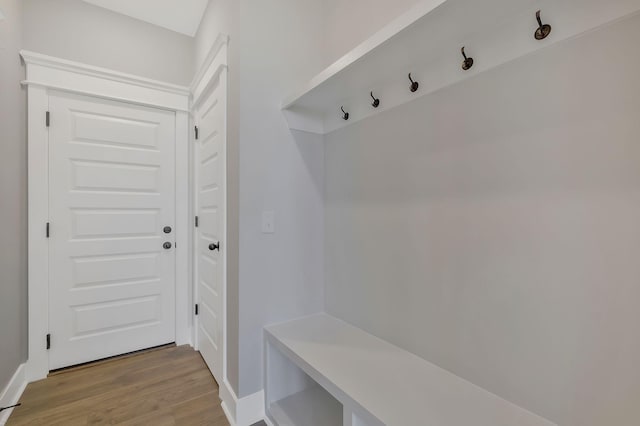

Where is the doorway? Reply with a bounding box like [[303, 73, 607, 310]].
[[192, 52, 228, 385], [47, 91, 177, 369], [23, 50, 193, 380]]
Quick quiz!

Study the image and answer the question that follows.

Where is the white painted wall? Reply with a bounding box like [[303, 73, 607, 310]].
[[81, 0, 209, 37], [23, 0, 194, 85], [0, 0, 27, 392], [236, 0, 326, 398], [325, 13, 640, 426], [195, 0, 326, 398]]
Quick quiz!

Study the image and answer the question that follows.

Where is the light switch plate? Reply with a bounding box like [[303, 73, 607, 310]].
[[262, 210, 275, 234]]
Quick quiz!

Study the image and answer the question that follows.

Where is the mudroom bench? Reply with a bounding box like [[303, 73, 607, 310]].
[[264, 314, 555, 426]]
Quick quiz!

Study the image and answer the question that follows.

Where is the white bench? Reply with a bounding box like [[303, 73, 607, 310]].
[[264, 314, 556, 426]]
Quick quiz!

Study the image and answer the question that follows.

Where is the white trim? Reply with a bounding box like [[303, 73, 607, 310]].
[[20, 50, 189, 94], [26, 84, 50, 381], [221, 401, 235, 425], [263, 416, 275, 426], [220, 381, 266, 426], [0, 363, 28, 425], [237, 391, 266, 426], [191, 36, 229, 111], [220, 380, 237, 425], [190, 33, 229, 95], [189, 109, 198, 349], [175, 110, 192, 346], [20, 50, 190, 112], [23, 52, 192, 381]]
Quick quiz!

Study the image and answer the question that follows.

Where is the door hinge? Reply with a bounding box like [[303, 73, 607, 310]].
[[46, 111, 50, 127], [46, 222, 50, 238], [195, 304, 199, 315], [194, 126, 199, 140], [46, 334, 51, 350], [195, 216, 199, 227]]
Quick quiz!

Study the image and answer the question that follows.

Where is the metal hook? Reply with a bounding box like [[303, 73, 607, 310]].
[[534, 10, 552, 40], [370, 91, 380, 108], [408, 73, 419, 92], [341, 106, 349, 121], [461, 46, 474, 71]]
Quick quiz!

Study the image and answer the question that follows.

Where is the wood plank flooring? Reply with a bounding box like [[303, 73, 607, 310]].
[[8, 345, 231, 425]]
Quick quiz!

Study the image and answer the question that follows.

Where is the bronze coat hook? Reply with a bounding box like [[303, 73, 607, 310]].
[[534, 10, 552, 40], [341, 106, 349, 121], [461, 46, 474, 71], [408, 73, 419, 92], [370, 91, 380, 108]]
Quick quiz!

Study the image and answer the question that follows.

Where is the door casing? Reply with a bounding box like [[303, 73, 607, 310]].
[[22, 50, 193, 381]]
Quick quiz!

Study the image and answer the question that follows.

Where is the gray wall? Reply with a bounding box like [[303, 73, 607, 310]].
[[322, 0, 422, 64], [325, 14, 640, 426], [0, 0, 27, 392], [235, 0, 325, 398], [23, 0, 194, 85]]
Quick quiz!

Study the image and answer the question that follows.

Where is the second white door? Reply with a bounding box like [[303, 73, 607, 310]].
[[194, 68, 226, 383], [48, 91, 177, 370]]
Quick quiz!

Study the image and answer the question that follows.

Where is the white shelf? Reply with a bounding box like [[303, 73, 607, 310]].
[[282, 0, 640, 134], [270, 386, 343, 426], [266, 313, 556, 426]]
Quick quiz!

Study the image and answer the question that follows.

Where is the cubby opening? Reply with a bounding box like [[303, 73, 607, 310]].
[[265, 338, 343, 426]]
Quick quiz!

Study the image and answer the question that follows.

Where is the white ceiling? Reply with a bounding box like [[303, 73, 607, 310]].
[[82, 0, 209, 37]]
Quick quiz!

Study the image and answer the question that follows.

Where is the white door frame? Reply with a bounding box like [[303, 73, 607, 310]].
[[190, 34, 231, 402], [21, 50, 192, 382]]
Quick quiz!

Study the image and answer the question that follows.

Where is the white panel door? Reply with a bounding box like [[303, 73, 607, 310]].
[[194, 70, 226, 382], [48, 91, 176, 370]]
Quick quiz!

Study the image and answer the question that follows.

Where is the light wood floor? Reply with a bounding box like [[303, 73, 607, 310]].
[[8, 345, 231, 425]]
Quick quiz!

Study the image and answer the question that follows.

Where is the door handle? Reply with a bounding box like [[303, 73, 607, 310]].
[[163, 242, 172, 250], [209, 242, 220, 251]]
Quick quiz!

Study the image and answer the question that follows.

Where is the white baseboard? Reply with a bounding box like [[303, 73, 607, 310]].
[[0, 363, 27, 426], [221, 400, 235, 425], [220, 380, 266, 426], [176, 325, 193, 347], [219, 379, 237, 424], [237, 390, 265, 426], [263, 416, 275, 426]]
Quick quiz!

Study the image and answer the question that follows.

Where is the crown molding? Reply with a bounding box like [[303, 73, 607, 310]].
[[191, 33, 229, 109], [20, 50, 190, 111], [191, 33, 229, 91]]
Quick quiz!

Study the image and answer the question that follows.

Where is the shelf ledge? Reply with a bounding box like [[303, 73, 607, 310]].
[[281, 0, 640, 135]]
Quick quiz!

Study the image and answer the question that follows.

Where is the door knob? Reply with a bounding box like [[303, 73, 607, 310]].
[[209, 242, 220, 251], [163, 242, 172, 250]]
